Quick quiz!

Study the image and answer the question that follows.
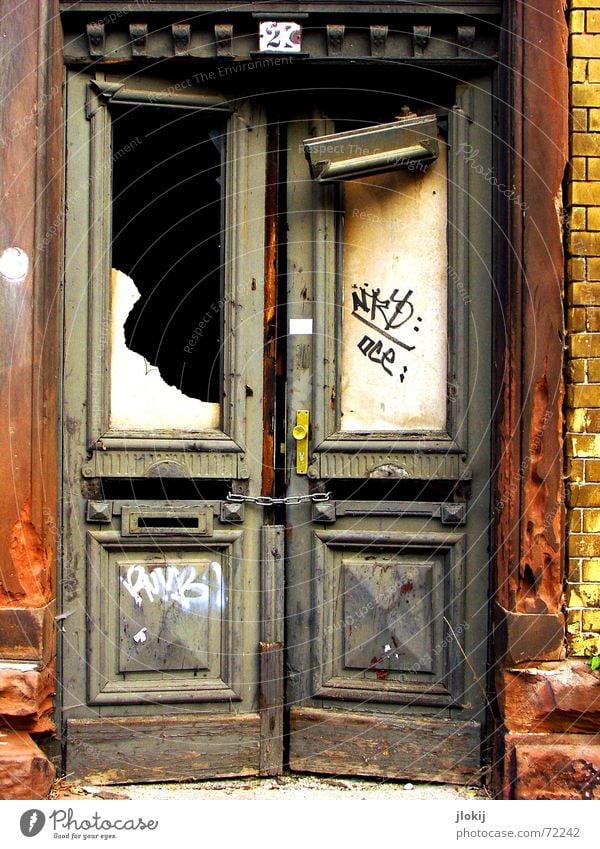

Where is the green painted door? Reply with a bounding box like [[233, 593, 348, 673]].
[[61, 67, 492, 784], [283, 80, 493, 784]]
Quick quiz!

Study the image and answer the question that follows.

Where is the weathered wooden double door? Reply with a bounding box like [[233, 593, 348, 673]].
[[62, 66, 492, 784]]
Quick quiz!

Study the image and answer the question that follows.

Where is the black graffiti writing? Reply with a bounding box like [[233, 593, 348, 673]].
[[357, 335, 395, 375], [352, 282, 421, 380]]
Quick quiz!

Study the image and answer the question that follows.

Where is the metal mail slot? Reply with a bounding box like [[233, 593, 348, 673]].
[[303, 114, 439, 182], [121, 506, 213, 537]]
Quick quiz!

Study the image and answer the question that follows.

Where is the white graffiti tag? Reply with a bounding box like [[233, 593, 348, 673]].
[[120, 561, 223, 612]]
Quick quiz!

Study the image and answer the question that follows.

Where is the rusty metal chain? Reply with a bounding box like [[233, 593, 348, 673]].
[[226, 491, 331, 506]]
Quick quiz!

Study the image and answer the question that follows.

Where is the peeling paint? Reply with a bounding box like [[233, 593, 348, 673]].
[[518, 364, 563, 613], [2, 501, 51, 607]]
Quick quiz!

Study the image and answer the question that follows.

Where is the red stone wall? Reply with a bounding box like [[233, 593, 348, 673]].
[[0, 0, 62, 798]]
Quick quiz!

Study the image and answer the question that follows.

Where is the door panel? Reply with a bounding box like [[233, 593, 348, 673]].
[[61, 66, 493, 785], [61, 71, 275, 782], [286, 80, 492, 783]]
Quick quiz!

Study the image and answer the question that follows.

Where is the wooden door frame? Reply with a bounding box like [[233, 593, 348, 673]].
[[0, 0, 573, 796]]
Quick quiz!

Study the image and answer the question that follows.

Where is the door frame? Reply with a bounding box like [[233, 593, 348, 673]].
[[25, 1, 566, 794]]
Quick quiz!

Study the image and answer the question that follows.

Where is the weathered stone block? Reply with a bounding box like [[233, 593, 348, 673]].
[[0, 663, 55, 718], [573, 133, 600, 156], [587, 11, 600, 33], [0, 602, 55, 662], [0, 730, 54, 800], [570, 10, 585, 33], [582, 609, 600, 631], [503, 733, 600, 799], [569, 632, 600, 655], [497, 660, 600, 733], [494, 604, 565, 664], [569, 230, 600, 254], [567, 582, 600, 607], [572, 61, 588, 84], [568, 260, 587, 284], [588, 160, 600, 183]]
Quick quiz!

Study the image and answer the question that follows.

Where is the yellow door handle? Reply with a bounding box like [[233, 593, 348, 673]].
[[293, 411, 309, 475]]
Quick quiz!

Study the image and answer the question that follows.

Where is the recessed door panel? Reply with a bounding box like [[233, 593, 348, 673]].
[[341, 145, 449, 432]]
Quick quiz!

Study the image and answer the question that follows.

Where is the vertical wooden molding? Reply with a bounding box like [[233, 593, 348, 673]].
[[259, 526, 284, 776]]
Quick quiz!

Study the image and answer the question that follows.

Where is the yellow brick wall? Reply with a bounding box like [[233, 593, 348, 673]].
[[567, 1, 600, 656]]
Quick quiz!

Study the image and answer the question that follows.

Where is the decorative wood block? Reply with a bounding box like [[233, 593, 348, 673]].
[[370, 25, 388, 58], [457, 26, 476, 58], [172, 23, 191, 56], [327, 25, 345, 57], [413, 25, 431, 55], [215, 23, 233, 58], [129, 23, 148, 57], [86, 22, 105, 57]]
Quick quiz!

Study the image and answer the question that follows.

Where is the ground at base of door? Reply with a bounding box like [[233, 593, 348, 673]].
[[52, 774, 487, 801]]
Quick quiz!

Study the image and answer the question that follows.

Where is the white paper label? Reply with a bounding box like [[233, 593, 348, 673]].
[[289, 319, 313, 335]]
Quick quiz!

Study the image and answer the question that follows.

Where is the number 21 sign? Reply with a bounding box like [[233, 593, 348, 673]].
[[259, 21, 302, 53]]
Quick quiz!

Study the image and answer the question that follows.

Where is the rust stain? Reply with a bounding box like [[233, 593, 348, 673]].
[[261, 122, 279, 498], [518, 363, 563, 613], [2, 500, 51, 607], [400, 580, 414, 595]]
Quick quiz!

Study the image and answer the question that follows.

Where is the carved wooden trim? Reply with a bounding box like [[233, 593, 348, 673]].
[[171, 23, 191, 56], [326, 24, 345, 57], [128, 23, 148, 57], [86, 22, 105, 57]]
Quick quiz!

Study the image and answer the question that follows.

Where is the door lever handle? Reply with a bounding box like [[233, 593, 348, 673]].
[[292, 410, 310, 475]]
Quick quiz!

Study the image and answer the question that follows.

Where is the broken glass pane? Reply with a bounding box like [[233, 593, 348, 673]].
[[110, 104, 225, 429]]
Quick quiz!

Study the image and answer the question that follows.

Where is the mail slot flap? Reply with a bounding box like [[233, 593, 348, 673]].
[[121, 506, 213, 537]]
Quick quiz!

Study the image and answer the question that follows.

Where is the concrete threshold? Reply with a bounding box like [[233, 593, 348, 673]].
[[56, 774, 488, 801]]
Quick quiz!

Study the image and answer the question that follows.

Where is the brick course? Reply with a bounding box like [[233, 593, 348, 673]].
[[567, 4, 600, 657]]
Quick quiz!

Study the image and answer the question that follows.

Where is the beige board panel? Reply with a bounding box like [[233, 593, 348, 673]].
[[341, 143, 448, 432], [109, 269, 220, 431]]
